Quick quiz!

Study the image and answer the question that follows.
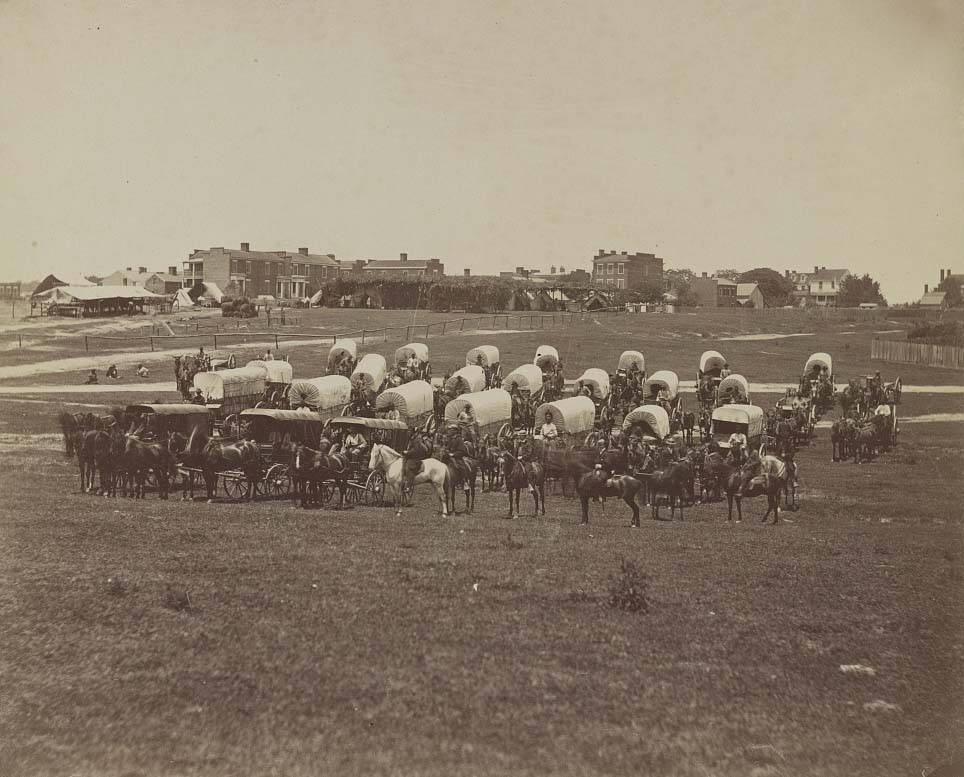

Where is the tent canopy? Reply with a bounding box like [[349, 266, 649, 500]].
[[375, 380, 434, 424], [328, 339, 357, 368], [201, 283, 223, 303], [246, 360, 293, 384], [644, 370, 680, 400], [445, 365, 486, 394], [466, 345, 500, 367], [395, 343, 429, 365], [699, 350, 726, 374], [35, 285, 165, 302], [534, 396, 596, 435], [288, 376, 352, 412], [805, 352, 833, 375], [577, 368, 610, 400], [502, 364, 543, 394], [618, 350, 645, 372], [718, 374, 750, 401], [534, 345, 559, 370], [350, 353, 387, 392], [443, 389, 512, 431], [621, 405, 671, 440]]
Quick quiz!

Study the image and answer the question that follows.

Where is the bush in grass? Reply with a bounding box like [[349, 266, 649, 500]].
[[608, 558, 650, 613], [104, 575, 133, 597], [164, 585, 194, 613]]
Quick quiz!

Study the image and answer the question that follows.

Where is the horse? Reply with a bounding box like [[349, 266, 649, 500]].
[[439, 448, 478, 515], [185, 428, 261, 502], [477, 435, 503, 492], [75, 429, 107, 493], [852, 422, 879, 464], [368, 443, 449, 517], [649, 461, 690, 520], [576, 467, 644, 526], [697, 409, 712, 442], [499, 450, 545, 519], [681, 411, 696, 444], [744, 453, 797, 509], [287, 442, 351, 508], [829, 419, 850, 462]]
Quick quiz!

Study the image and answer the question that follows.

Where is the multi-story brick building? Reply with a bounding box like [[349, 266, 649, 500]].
[[591, 250, 663, 290], [183, 244, 340, 299], [362, 253, 444, 278], [690, 273, 738, 307]]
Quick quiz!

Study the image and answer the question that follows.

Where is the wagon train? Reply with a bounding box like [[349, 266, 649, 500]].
[[501, 363, 544, 431], [287, 375, 352, 420], [465, 345, 501, 387], [393, 343, 431, 384], [375, 379, 436, 434], [643, 370, 683, 431], [326, 417, 413, 506], [443, 388, 513, 444], [193, 365, 268, 435]]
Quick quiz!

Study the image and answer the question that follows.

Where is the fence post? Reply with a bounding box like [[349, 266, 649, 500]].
[[84, 336, 88, 352], [275, 333, 279, 349], [214, 334, 218, 350], [362, 329, 367, 345], [460, 318, 465, 331], [150, 336, 154, 352], [18, 334, 22, 348]]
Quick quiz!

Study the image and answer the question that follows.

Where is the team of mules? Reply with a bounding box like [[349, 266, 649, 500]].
[[829, 412, 893, 463]]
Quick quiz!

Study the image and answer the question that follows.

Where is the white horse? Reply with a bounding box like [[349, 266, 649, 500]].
[[368, 443, 450, 517]]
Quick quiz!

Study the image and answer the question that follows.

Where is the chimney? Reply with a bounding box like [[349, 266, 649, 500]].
[[924, 284, 929, 293], [138, 266, 147, 274], [327, 254, 335, 260], [940, 269, 945, 282], [621, 251, 628, 255], [821, 266, 826, 271], [168, 266, 177, 275], [241, 242, 250, 251], [400, 252, 408, 262], [299, 247, 308, 255], [784, 270, 790, 279], [126, 267, 132, 272], [560, 265, 565, 273], [598, 249, 605, 256], [516, 266, 524, 274], [464, 268, 471, 277], [702, 271, 708, 278], [550, 265, 556, 274], [814, 265, 819, 274]]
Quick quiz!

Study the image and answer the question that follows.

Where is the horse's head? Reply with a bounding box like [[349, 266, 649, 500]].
[[368, 444, 381, 472]]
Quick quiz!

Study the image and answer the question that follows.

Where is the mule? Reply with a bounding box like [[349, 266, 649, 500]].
[[368, 443, 449, 517], [576, 467, 644, 527]]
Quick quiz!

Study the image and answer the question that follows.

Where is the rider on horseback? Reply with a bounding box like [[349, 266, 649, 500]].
[[446, 426, 473, 493], [402, 429, 432, 491], [517, 430, 538, 494]]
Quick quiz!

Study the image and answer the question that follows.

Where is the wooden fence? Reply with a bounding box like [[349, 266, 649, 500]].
[[871, 338, 964, 370]]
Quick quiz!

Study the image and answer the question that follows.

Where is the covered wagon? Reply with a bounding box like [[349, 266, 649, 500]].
[[804, 352, 833, 381], [699, 351, 727, 380], [394, 342, 431, 382], [533, 344, 560, 371], [247, 359, 294, 406], [534, 396, 596, 446], [717, 373, 750, 405], [193, 365, 267, 432], [502, 363, 544, 396], [576, 368, 610, 401], [443, 388, 513, 442], [711, 404, 765, 451], [445, 365, 486, 397], [125, 403, 212, 441], [465, 345, 501, 386], [802, 352, 835, 411], [617, 350, 646, 377], [287, 375, 352, 420], [375, 379, 435, 431], [350, 353, 388, 395], [327, 339, 357, 376], [621, 405, 671, 441], [643, 370, 683, 430]]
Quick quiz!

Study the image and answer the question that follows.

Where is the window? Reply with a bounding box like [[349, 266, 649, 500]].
[[246, 261, 251, 274], [607, 263, 614, 275], [818, 281, 823, 290], [617, 264, 624, 275]]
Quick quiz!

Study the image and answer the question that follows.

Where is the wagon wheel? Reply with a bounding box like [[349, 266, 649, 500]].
[[222, 473, 247, 499], [345, 482, 363, 506], [258, 464, 290, 498], [423, 414, 438, 436], [226, 353, 237, 368], [222, 414, 239, 438], [365, 470, 385, 505], [341, 404, 354, 416], [318, 480, 335, 504], [497, 423, 513, 442]]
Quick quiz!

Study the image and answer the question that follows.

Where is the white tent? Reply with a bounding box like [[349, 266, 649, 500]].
[[173, 288, 197, 310], [201, 283, 224, 303]]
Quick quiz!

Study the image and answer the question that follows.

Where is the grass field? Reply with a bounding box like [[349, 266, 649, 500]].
[[1, 310, 963, 776]]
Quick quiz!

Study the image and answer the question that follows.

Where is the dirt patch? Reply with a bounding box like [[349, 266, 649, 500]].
[[718, 333, 815, 341]]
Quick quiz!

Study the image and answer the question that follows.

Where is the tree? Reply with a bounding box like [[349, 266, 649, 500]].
[[633, 278, 665, 303], [714, 268, 741, 281], [664, 268, 701, 306], [664, 268, 696, 286], [937, 276, 963, 308], [735, 268, 794, 307], [837, 273, 887, 307]]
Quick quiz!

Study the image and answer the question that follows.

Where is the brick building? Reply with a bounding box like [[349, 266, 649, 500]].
[[362, 253, 444, 278], [690, 274, 738, 307], [591, 250, 663, 290], [183, 244, 339, 299]]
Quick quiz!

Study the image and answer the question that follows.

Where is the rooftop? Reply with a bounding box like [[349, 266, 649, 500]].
[[810, 268, 850, 282]]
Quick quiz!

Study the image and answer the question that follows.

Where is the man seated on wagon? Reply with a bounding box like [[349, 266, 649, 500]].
[[726, 433, 747, 467], [407, 352, 420, 375], [538, 412, 558, 442], [191, 388, 207, 406], [720, 363, 732, 379], [343, 427, 369, 463], [656, 385, 672, 414], [579, 381, 593, 399], [456, 405, 477, 443]]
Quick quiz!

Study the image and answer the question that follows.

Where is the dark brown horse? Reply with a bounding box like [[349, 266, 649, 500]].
[[289, 442, 351, 508], [576, 467, 645, 527], [440, 449, 478, 515], [124, 429, 178, 499], [649, 462, 690, 520], [499, 450, 545, 519], [185, 428, 261, 502]]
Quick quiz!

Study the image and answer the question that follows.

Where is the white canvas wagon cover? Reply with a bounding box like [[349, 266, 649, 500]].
[[533, 345, 559, 370], [577, 368, 610, 400], [618, 350, 645, 372], [444, 389, 512, 430], [445, 365, 486, 394], [644, 370, 680, 400], [193, 366, 266, 402], [699, 350, 726, 374], [351, 353, 388, 392], [246, 359, 293, 384], [534, 396, 596, 436], [502, 364, 543, 394], [805, 352, 832, 375], [718, 373, 750, 401], [375, 380, 434, 423], [395, 342, 429, 365], [621, 405, 671, 440], [465, 345, 500, 367], [711, 404, 764, 438], [288, 375, 352, 411], [328, 339, 357, 368]]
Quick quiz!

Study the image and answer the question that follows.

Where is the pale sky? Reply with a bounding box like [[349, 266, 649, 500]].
[[1, 0, 962, 302]]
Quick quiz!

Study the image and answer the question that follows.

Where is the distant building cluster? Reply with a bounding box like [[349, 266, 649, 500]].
[[786, 266, 851, 307], [591, 250, 664, 290]]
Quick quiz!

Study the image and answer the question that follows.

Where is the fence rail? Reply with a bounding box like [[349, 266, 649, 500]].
[[871, 338, 964, 370]]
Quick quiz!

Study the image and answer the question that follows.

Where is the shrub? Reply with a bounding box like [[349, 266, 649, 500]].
[[608, 558, 651, 613], [907, 320, 964, 346]]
